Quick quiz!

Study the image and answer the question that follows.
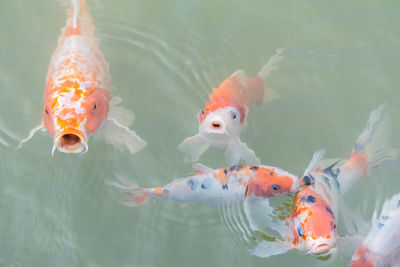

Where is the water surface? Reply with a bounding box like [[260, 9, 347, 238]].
[[0, 0, 400, 266]]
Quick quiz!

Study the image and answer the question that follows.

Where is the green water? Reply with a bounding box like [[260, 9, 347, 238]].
[[0, 0, 400, 266]]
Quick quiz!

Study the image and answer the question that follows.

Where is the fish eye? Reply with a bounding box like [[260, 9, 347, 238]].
[[45, 108, 49, 115], [93, 103, 97, 111], [201, 109, 205, 115], [297, 226, 303, 237], [231, 111, 237, 120]]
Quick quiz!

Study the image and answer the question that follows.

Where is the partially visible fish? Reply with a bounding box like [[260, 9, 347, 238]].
[[250, 104, 398, 258], [17, 0, 147, 154], [178, 49, 284, 165], [349, 192, 400, 267], [108, 163, 300, 208]]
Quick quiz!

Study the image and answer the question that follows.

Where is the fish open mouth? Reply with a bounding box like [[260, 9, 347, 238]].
[[55, 128, 87, 154]]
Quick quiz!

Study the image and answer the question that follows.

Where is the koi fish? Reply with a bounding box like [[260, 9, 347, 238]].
[[17, 0, 146, 154], [178, 49, 284, 165], [107, 163, 300, 208], [349, 192, 400, 267], [251, 104, 398, 258]]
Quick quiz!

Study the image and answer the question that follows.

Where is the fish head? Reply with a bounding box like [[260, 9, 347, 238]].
[[43, 85, 110, 154], [292, 188, 337, 255], [198, 106, 241, 142]]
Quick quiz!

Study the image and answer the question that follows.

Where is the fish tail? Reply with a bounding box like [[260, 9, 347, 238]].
[[106, 180, 153, 207], [120, 189, 152, 207], [64, 0, 94, 36], [351, 104, 398, 175], [250, 48, 284, 105]]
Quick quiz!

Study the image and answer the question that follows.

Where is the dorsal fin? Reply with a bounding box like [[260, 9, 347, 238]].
[[303, 150, 326, 176], [192, 163, 214, 174]]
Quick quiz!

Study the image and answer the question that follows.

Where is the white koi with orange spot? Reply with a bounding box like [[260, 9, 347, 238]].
[[349, 192, 400, 267], [17, 0, 146, 154], [107, 163, 300, 207]]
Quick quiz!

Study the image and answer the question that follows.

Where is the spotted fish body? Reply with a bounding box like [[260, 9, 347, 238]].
[[41, 0, 111, 153], [349, 193, 400, 267], [17, 0, 147, 154], [286, 159, 343, 255], [286, 104, 398, 256], [113, 164, 299, 207]]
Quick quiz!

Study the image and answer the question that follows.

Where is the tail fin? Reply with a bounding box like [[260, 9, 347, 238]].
[[64, 0, 94, 36], [249, 48, 284, 105], [257, 48, 285, 80], [120, 189, 151, 207], [352, 104, 398, 173], [106, 180, 151, 207]]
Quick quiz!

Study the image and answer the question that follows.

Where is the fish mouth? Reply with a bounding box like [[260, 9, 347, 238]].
[[312, 244, 331, 255], [55, 128, 87, 154]]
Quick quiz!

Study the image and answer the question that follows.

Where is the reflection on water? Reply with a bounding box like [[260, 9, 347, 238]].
[[0, 0, 400, 266]]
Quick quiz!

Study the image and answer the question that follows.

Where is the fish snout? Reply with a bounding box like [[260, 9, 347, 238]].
[[311, 243, 331, 255], [55, 128, 87, 153]]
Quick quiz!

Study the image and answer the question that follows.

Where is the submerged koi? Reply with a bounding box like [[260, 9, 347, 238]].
[[17, 0, 146, 154], [349, 192, 400, 267], [178, 49, 284, 165], [251, 104, 398, 258], [108, 163, 300, 208]]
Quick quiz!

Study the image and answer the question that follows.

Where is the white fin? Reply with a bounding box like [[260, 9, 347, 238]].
[[303, 149, 326, 176], [192, 163, 214, 174], [16, 123, 45, 150], [110, 96, 122, 106], [178, 134, 210, 163], [108, 102, 135, 128], [96, 118, 147, 154], [258, 48, 284, 102], [250, 240, 289, 258], [353, 103, 399, 170], [225, 138, 260, 165], [258, 48, 284, 80], [264, 86, 281, 103]]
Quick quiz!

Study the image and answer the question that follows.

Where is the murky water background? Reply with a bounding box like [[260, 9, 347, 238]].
[[1, 0, 400, 266]]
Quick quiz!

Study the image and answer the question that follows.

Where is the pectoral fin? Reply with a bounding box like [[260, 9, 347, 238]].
[[96, 118, 147, 154], [108, 97, 135, 127], [16, 123, 45, 150], [225, 139, 260, 165], [250, 240, 289, 258], [178, 134, 210, 162]]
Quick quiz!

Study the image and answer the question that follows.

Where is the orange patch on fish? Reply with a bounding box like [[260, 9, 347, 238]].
[[346, 152, 369, 176], [246, 167, 294, 198], [199, 74, 264, 124]]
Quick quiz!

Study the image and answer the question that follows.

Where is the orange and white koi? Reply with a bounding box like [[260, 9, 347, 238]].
[[17, 0, 146, 154], [108, 163, 300, 207], [178, 49, 283, 165], [349, 192, 400, 267], [251, 104, 398, 258]]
